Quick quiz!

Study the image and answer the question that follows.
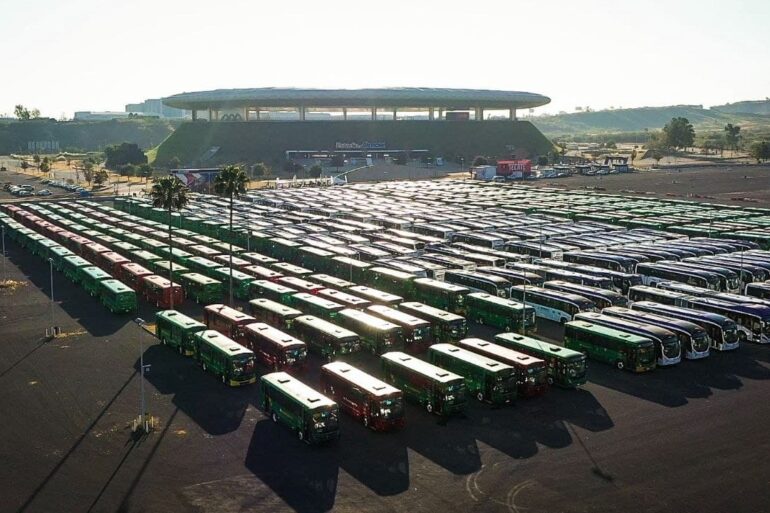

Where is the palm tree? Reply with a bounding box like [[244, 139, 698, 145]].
[[150, 176, 189, 309], [214, 165, 249, 305]]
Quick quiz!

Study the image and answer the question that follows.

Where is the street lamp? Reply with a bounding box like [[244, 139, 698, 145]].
[[134, 318, 151, 433], [48, 257, 56, 336], [2, 225, 6, 283]]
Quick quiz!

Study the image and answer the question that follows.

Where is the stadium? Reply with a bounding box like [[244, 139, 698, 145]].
[[156, 87, 553, 169]]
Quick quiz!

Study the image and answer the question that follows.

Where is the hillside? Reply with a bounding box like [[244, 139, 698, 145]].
[[711, 99, 770, 115], [0, 118, 178, 154], [530, 105, 770, 137]]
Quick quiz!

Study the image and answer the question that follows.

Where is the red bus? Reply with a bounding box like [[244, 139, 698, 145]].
[[320, 361, 404, 431], [367, 304, 433, 354], [214, 254, 251, 269], [119, 262, 153, 292], [142, 275, 185, 308], [243, 264, 284, 282], [68, 236, 94, 255], [458, 338, 548, 398], [278, 276, 325, 295], [203, 304, 257, 345], [98, 251, 131, 275], [84, 242, 111, 262], [242, 322, 307, 372]]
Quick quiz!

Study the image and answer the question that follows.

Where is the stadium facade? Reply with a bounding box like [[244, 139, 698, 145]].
[[156, 87, 553, 167]]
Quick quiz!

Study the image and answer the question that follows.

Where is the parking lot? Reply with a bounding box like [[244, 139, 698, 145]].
[[0, 169, 82, 200], [2, 234, 769, 513]]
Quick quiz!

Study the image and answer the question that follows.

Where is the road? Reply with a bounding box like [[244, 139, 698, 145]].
[[1, 242, 769, 513]]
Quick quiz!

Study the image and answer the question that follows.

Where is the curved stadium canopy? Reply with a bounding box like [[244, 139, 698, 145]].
[[163, 87, 551, 111]]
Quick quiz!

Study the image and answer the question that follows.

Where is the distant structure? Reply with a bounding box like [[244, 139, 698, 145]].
[[125, 98, 189, 119], [73, 111, 133, 121]]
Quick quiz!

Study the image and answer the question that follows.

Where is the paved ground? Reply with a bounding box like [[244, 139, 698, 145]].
[[1, 239, 770, 513]]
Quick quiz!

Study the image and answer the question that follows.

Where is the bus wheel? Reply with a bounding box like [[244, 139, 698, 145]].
[[560, 318, 568, 324], [477, 317, 483, 325], [616, 360, 624, 370], [202, 362, 207, 372], [363, 416, 369, 428], [426, 403, 433, 414], [547, 377, 554, 386], [298, 430, 304, 442], [221, 374, 226, 384], [476, 392, 484, 402], [271, 412, 278, 423]]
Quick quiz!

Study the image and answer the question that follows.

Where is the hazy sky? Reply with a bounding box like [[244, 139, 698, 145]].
[[2, 0, 769, 118]]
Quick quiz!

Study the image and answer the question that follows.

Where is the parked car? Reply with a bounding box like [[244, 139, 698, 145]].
[[36, 189, 52, 196]]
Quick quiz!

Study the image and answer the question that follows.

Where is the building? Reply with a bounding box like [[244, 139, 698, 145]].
[[155, 87, 553, 167], [73, 111, 134, 121], [125, 98, 189, 119]]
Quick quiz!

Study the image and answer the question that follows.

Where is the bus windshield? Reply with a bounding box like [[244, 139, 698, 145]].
[[285, 346, 307, 363], [526, 365, 548, 385], [376, 396, 404, 418], [562, 357, 586, 377], [450, 319, 468, 336], [311, 407, 339, 432], [440, 380, 466, 403], [635, 344, 656, 366], [231, 355, 255, 376], [661, 334, 681, 359], [692, 331, 711, 352]]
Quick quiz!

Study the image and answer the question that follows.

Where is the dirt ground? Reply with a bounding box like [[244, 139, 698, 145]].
[[531, 165, 770, 206]]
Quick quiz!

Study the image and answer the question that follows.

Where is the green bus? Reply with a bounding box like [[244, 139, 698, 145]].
[[398, 302, 468, 343], [428, 343, 517, 405], [192, 330, 257, 386], [291, 315, 361, 359], [493, 333, 587, 388], [249, 298, 303, 331], [250, 280, 297, 303], [180, 272, 222, 304], [413, 278, 469, 314], [186, 256, 223, 277], [79, 266, 113, 296], [211, 267, 255, 300], [290, 292, 345, 320], [337, 308, 404, 354], [317, 288, 372, 310], [466, 292, 536, 332], [564, 320, 656, 373], [311, 274, 355, 290], [62, 255, 92, 283], [49, 246, 75, 271], [366, 304, 433, 353], [156, 246, 194, 265], [363, 266, 417, 297], [260, 371, 340, 444], [346, 285, 403, 306], [155, 309, 207, 355], [331, 256, 372, 282], [152, 260, 190, 282], [381, 351, 467, 416], [99, 279, 138, 313], [130, 249, 163, 269], [298, 246, 336, 272]]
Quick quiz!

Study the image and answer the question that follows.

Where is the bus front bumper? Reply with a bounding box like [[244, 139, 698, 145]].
[[229, 376, 257, 387]]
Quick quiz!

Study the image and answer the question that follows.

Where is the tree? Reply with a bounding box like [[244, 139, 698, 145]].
[[724, 124, 742, 154], [118, 164, 137, 177], [93, 169, 108, 186], [663, 117, 695, 150], [214, 165, 249, 305], [39, 157, 51, 174], [83, 160, 95, 185], [630, 148, 638, 165], [252, 162, 268, 178], [104, 143, 148, 169], [33, 154, 41, 168], [309, 164, 323, 178], [537, 156, 548, 166], [138, 163, 153, 182], [150, 176, 189, 309], [330, 154, 345, 170], [20, 160, 29, 171], [473, 156, 489, 166], [650, 149, 663, 167], [749, 140, 770, 163], [605, 141, 617, 149], [14, 105, 39, 120]]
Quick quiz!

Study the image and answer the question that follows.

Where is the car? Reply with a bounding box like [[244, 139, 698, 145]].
[[17, 190, 33, 197], [36, 189, 52, 196]]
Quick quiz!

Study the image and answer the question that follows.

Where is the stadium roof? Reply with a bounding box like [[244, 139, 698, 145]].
[[163, 87, 550, 110]]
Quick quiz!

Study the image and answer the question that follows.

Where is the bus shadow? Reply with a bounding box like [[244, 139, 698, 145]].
[[136, 344, 250, 436], [245, 420, 340, 513]]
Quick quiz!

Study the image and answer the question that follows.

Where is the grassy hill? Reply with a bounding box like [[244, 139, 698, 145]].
[[0, 118, 178, 154], [531, 105, 770, 137]]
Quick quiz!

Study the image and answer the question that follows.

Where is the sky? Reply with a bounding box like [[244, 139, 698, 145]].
[[1, 0, 769, 118]]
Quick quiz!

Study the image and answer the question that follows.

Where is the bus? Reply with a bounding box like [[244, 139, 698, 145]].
[[746, 281, 770, 301], [320, 361, 404, 431], [628, 285, 690, 307], [211, 267, 255, 300], [249, 298, 303, 331], [663, 261, 741, 293], [155, 309, 207, 355], [444, 270, 511, 298], [243, 264, 283, 283], [330, 256, 372, 283], [375, 259, 429, 279], [533, 258, 643, 294], [563, 252, 637, 273], [277, 276, 325, 295], [119, 262, 154, 292], [478, 267, 545, 287], [466, 292, 536, 332], [398, 302, 468, 343], [179, 272, 222, 304], [271, 262, 314, 278], [363, 266, 417, 297], [80, 266, 113, 296], [413, 278, 468, 314], [203, 303, 257, 345], [543, 280, 628, 308], [346, 285, 403, 306], [291, 315, 361, 359], [574, 312, 682, 366], [658, 282, 770, 308], [458, 338, 548, 397], [243, 322, 307, 371], [62, 255, 92, 283], [99, 279, 138, 313], [317, 288, 372, 310], [451, 231, 505, 249], [193, 330, 257, 386], [381, 351, 467, 416], [428, 343, 517, 405], [630, 301, 740, 351], [152, 260, 190, 282], [508, 285, 595, 324], [250, 280, 297, 304], [601, 306, 710, 359], [335, 308, 402, 354], [310, 274, 355, 290], [97, 251, 130, 276], [366, 304, 433, 353], [290, 292, 345, 320], [564, 320, 656, 372], [260, 372, 340, 444], [493, 333, 587, 388], [636, 262, 720, 290], [686, 297, 770, 344], [505, 241, 566, 260], [141, 275, 185, 309]]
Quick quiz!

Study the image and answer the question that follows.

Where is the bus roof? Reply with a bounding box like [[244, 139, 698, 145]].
[[414, 277, 469, 293], [459, 338, 545, 368], [204, 304, 256, 324], [318, 289, 370, 306], [381, 351, 464, 384], [81, 266, 112, 280], [367, 304, 431, 328], [347, 285, 403, 303], [339, 309, 401, 331], [494, 332, 585, 360], [293, 292, 345, 310], [100, 279, 132, 293], [467, 292, 527, 310], [244, 323, 305, 348], [430, 343, 514, 373], [294, 315, 359, 339], [631, 301, 734, 325], [369, 266, 416, 281], [310, 274, 355, 288], [155, 310, 207, 330], [565, 320, 655, 346], [322, 361, 401, 397], [252, 280, 297, 294], [249, 298, 302, 317], [400, 302, 465, 322], [143, 275, 179, 288], [181, 272, 220, 285]]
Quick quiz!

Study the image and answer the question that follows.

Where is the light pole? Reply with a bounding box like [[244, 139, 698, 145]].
[[48, 257, 55, 335], [2, 225, 6, 283], [134, 318, 151, 432]]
